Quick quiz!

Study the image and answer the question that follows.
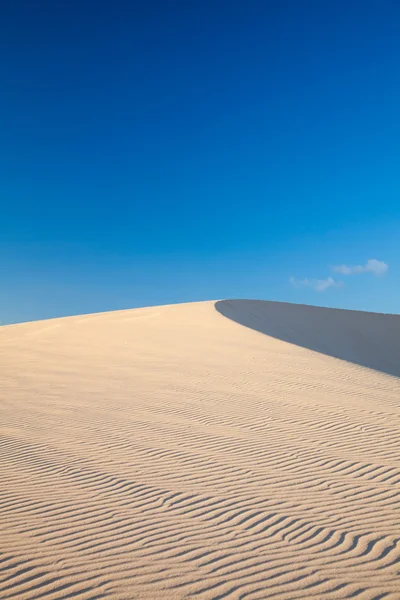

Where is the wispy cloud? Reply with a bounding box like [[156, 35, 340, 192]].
[[289, 276, 343, 293], [290, 258, 388, 293], [332, 259, 388, 277]]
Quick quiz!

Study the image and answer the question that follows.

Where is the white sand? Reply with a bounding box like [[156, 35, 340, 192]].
[[1, 299, 399, 599]]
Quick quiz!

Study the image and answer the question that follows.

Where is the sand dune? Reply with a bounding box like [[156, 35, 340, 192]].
[[1, 300, 400, 599]]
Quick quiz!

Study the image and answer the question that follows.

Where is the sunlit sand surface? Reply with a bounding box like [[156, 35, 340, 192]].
[[1, 300, 400, 599]]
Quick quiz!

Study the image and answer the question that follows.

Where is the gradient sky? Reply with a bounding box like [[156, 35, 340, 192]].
[[1, 0, 399, 324]]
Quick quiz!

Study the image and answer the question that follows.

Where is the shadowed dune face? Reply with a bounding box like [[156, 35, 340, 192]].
[[215, 299, 400, 379]]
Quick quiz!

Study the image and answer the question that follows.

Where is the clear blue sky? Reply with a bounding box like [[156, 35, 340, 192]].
[[1, 0, 399, 324]]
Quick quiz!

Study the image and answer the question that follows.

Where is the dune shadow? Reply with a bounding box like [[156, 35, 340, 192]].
[[215, 299, 400, 379]]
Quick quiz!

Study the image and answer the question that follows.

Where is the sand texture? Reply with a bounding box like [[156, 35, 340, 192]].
[[1, 299, 400, 599]]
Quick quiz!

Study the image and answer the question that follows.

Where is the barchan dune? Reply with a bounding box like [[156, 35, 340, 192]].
[[1, 300, 400, 600]]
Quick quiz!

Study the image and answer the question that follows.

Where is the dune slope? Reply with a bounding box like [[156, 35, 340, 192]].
[[216, 299, 400, 378], [1, 300, 400, 600]]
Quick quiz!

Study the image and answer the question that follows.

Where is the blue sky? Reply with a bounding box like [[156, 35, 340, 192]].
[[1, 0, 399, 324]]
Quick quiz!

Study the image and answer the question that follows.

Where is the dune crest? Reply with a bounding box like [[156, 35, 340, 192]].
[[1, 300, 400, 599]]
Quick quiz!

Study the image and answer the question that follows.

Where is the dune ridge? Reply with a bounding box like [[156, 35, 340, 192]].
[[1, 299, 400, 599]]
